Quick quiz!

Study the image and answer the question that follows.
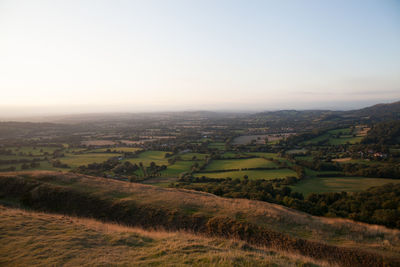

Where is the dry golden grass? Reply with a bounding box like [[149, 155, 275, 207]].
[[1, 171, 400, 257], [0, 205, 332, 267], [331, 158, 352, 162]]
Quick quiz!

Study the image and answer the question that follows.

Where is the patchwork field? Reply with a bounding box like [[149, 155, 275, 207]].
[[123, 150, 170, 166], [302, 128, 363, 146], [292, 176, 400, 196], [82, 140, 117, 146], [177, 152, 208, 161], [0, 155, 37, 161], [328, 136, 363, 145], [161, 161, 196, 177], [60, 153, 121, 168], [7, 146, 61, 156], [195, 168, 297, 180], [220, 152, 246, 158], [232, 134, 292, 145], [232, 135, 268, 145], [205, 158, 278, 171], [244, 152, 283, 160], [90, 147, 142, 153], [295, 155, 314, 162], [207, 142, 226, 150]]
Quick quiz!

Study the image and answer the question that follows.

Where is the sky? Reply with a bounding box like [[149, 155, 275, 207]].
[[0, 0, 399, 116]]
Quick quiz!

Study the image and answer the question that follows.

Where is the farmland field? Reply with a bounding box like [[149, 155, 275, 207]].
[[194, 168, 297, 180], [90, 147, 142, 153], [124, 150, 170, 166], [60, 153, 121, 168], [232, 134, 292, 145], [232, 135, 268, 145], [328, 136, 363, 145], [177, 152, 208, 161], [0, 155, 38, 161], [292, 176, 400, 196], [204, 158, 278, 171], [8, 146, 61, 156], [161, 161, 196, 177], [207, 142, 226, 150], [295, 155, 314, 162], [244, 152, 282, 159], [82, 140, 117, 146], [302, 128, 363, 145]]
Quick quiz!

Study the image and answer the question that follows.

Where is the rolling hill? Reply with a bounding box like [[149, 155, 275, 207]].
[[1, 171, 399, 266]]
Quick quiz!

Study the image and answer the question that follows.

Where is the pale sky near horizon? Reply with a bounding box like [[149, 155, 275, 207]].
[[0, 0, 399, 116]]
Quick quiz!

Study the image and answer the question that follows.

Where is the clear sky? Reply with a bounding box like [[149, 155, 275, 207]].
[[0, 0, 399, 116]]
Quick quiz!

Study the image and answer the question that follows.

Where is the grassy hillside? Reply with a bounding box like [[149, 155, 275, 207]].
[[0, 171, 399, 266], [0, 206, 325, 267]]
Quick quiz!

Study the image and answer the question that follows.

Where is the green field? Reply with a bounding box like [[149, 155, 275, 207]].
[[161, 161, 196, 177], [0, 155, 39, 161], [90, 147, 142, 153], [60, 153, 121, 168], [328, 136, 363, 145], [195, 168, 297, 180], [8, 146, 60, 156], [65, 148, 88, 153], [0, 161, 66, 172], [1, 150, 171, 173], [205, 158, 277, 171], [302, 128, 362, 145], [292, 176, 400, 196], [207, 142, 226, 150], [304, 168, 343, 177], [295, 155, 314, 162], [124, 150, 170, 166], [176, 152, 208, 161], [332, 158, 377, 165], [220, 152, 247, 158], [244, 152, 282, 159], [328, 128, 352, 135]]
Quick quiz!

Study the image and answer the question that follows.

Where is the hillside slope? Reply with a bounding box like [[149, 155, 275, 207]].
[[0, 171, 399, 266], [0, 206, 324, 267]]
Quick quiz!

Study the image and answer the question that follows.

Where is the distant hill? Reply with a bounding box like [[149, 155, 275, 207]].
[[252, 100, 400, 128], [345, 101, 400, 121]]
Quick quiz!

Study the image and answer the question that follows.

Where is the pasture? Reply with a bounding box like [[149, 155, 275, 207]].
[[292, 176, 400, 196], [161, 161, 196, 177], [60, 153, 120, 168], [302, 128, 363, 145], [295, 155, 314, 162], [7, 146, 61, 156], [194, 168, 297, 180], [204, 158, 278, 171], [89, 147, 142, 153], [124, 150, 170, 166], [244, 152, 282, 159], [81, 140, 117, 146], [207, 142, 226, 150], [232, 135, 267, 145], [177, 152, 208, 161]]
